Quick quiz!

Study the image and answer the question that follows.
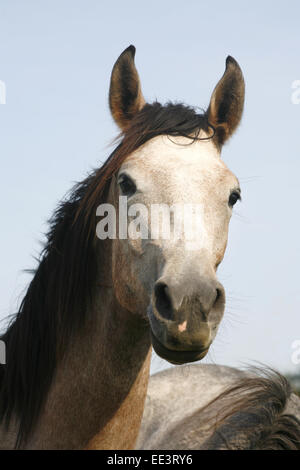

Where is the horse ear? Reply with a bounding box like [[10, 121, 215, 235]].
[[109, 45, 146, 131], [207, 56, 245, 147]]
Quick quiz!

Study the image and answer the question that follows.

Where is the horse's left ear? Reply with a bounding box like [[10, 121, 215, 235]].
[[207, 56, 245, 147], [109, 45, 146, 131]]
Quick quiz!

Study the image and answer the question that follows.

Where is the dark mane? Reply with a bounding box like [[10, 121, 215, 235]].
[[201, 369, 300, 450], [171, 368, 300, 450], [0, 102, 212, 446]]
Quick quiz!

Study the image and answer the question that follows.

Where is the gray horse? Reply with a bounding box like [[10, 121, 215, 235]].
[[137, 364, 300, 450]]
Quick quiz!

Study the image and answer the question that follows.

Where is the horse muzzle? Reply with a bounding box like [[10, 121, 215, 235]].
[[147, 275, 225, 365]]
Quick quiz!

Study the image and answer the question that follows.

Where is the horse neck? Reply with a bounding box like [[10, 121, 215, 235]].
[[25, 286, 151, 449]]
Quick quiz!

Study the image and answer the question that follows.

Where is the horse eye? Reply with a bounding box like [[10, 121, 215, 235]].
[[118, 174, 136, 197], [228, 190, 241, 207]]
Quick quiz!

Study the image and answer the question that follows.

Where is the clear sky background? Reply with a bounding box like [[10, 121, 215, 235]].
[[0, 1, 299, 375]]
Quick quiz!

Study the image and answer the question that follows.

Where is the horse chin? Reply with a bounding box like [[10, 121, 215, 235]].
[[150, 330, 209, 365]]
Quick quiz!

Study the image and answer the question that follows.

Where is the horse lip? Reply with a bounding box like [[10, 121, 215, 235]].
[[150, 330, 209, 365]]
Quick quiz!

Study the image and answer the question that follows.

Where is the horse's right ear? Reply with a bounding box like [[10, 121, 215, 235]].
[[109, 45, 146, 131]]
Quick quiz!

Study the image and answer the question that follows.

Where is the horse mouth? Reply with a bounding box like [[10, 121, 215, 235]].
[[150, 330, 209, 365]]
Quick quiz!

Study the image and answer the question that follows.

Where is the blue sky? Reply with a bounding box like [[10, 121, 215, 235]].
[[0, 0, 299, 374]]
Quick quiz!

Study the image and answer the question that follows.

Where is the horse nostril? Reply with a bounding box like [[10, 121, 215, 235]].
[[154, 282, 173, 321], [215, 288, 221, 303], [214, 285, 224, 308]]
